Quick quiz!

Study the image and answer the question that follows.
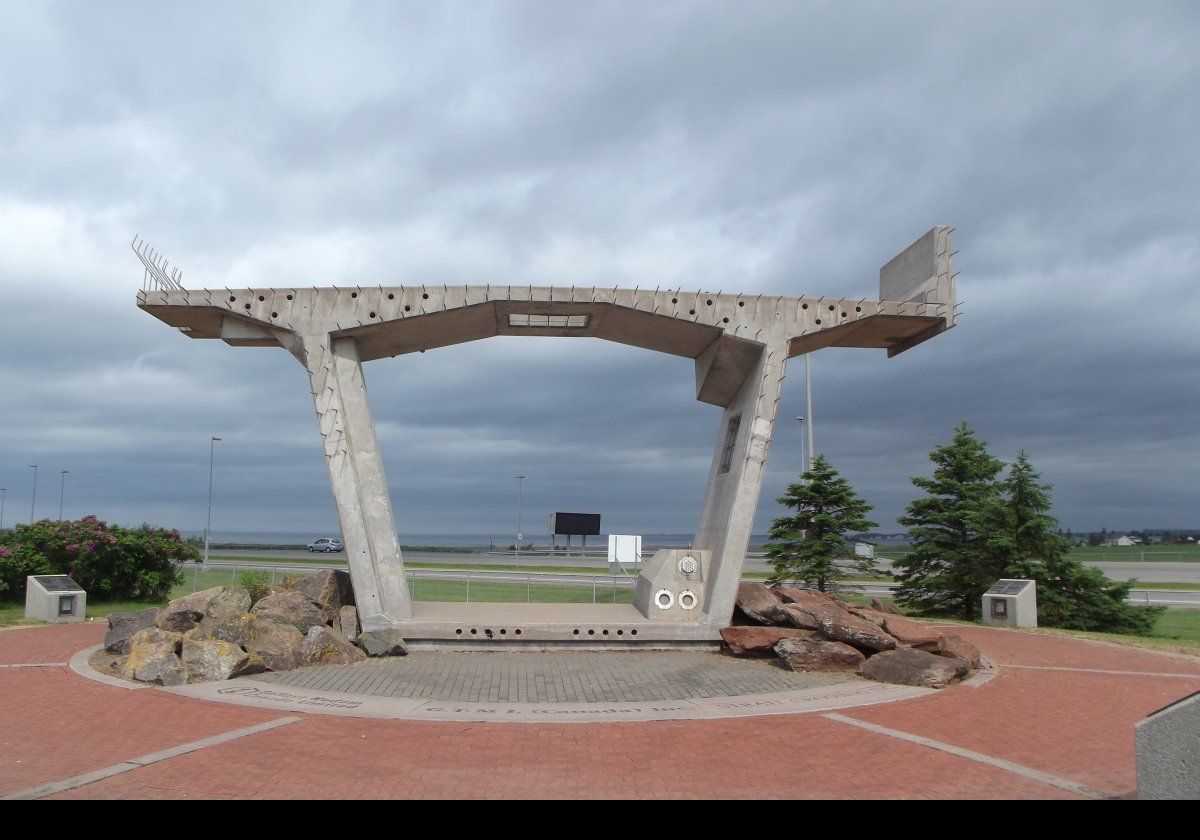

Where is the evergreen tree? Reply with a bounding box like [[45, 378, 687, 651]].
[[764, 455, 878, 592], [978, 451, 1162, 634], [893, 423, 1006, 619]]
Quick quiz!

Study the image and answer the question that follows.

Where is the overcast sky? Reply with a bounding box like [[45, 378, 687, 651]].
[[1, 1, 1196, 540]]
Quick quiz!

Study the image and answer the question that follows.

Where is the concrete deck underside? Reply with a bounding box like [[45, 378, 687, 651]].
[[136, 228, 958, 639]]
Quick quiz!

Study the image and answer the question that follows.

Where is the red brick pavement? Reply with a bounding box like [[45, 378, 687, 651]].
[[3, 622, 1197, 799]]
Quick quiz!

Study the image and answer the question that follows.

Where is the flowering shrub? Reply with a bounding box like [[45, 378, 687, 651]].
[[0, 515, 192, 601]]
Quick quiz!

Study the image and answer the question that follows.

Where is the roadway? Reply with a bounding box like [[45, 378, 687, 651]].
[[209, 548, 1200, 583]]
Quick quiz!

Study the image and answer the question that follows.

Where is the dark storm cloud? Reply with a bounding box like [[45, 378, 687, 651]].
[[1, 1, 1196, 537]]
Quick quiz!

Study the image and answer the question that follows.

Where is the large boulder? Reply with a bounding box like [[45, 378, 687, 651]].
[[780, 596, 898, 652], [205, 586, 252, 622], [357, 629, 408, 658], [881, 615, 943, 647], [936, 634, 982, 669], [338, 605, 360, 643], [104, 608, 161, 654], [774, 587, 844, 611], [858, 648, 971, 688], [720, 626, 816, 656], [292, 569, 355, 614], [734, 583, 789, 625], [185, 611, 246, 646], [119, 628, 187, 686], [775, 638, 865, 672], [181, 638, 264, 683], [301, 625, 367, 666], [236, 614, 305, 672], [157, 586, 224, 633], [251, 590, 330, 633], [871, 597, 905, 615]]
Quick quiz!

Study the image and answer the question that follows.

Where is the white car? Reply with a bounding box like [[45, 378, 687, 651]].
[[306, 538, 344, 553]]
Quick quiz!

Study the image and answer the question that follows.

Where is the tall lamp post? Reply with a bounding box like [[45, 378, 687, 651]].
[[204, 436, 222, 565], [0, 488, 7, 530], [514, 475, 526, 559], [796, 417, 807, 480], [28, 465, 38, 523], [58, 470, 70, 521], [804, 354, 814, 471]]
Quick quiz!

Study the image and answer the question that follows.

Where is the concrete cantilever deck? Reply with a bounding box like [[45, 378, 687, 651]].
[[135, 227, 957, 641]]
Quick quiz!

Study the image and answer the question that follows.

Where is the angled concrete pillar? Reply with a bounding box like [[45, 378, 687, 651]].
[[693, 339, 788, 622], [280, 331, 411, 627]]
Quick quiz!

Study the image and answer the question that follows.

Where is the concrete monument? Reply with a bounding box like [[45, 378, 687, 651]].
[[136, 227, 957, 647]]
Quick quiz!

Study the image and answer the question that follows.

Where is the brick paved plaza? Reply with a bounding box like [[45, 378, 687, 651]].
[[2, 621, 1198, 799]]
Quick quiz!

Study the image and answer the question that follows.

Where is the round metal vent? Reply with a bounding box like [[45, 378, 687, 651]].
[[679, 556, 697, 575]]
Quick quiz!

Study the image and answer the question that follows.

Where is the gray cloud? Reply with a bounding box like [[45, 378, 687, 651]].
[[1, 1, 1197, 538]]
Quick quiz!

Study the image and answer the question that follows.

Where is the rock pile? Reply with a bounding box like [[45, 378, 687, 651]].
[[104, 569, 406, 686], [721, 583, 980, 689]]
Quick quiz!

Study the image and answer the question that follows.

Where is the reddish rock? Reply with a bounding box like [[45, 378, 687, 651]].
[[780, 598, 898, 652], [882, 615, 943, 647], [775, 638, 865, 672], [779, 603, 823, 631], [937, 634, 982, 669], [773, 587, 843, 611], [734, 583, 789, 626], [846, 606, 889, 627], [858, 648, 970, 688], [720, 626, 817, 656], [871, 598, 905, 615]]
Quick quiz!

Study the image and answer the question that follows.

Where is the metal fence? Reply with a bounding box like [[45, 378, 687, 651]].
[[182, 562, 1198, 608]]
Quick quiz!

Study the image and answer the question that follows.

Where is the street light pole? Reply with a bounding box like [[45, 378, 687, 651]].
[[205, 437, 222, 565], [0, 488, 6, 530], [58, 470, 70, 521], [514, 475, 526, 559], [804, 354, 814, 470], [796, 417, 807, 480], [28, 465, 38, 523]]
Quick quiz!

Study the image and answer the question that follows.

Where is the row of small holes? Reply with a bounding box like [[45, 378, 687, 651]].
[[571, 629, 636, 636], [455, 628, 524, 636]]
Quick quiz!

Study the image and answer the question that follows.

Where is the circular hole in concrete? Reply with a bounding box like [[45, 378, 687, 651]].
[[456, 628, 463, 635], [587, 629, 596, 636], [828, 305, 835, 311], [515, 629, 522, 635], [470, 628, 478, 635], [815, 318, 822, 325], [738, 301, 745, 307], [722, 317, 729, 323], [801, 303, 808, 310], [422, 293, 429, 299], [630, 630, 638, 636], [855, 306, 862, 312], [602, 629, 609, 635], [706, 299, 713, 306], [572, 629, 580, 636], [369, 311, 376, 318], [229, 295, 236, 302], [671, 297, 678, 304], [286, 294, 293, 300], [271, 312, 278, 319], [404, 305, 411, 312], [387, 293, 395, 300], [689, 309, 696, 315], [617, 629, 624, 635], [351, 292, 358, 298], [244, 303, 251, 310]]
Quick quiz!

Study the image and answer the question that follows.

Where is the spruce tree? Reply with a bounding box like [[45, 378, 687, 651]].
[[893, 423, 1006, 619], [978, 451, 1162, 634], [765, 455, 878, 592]]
